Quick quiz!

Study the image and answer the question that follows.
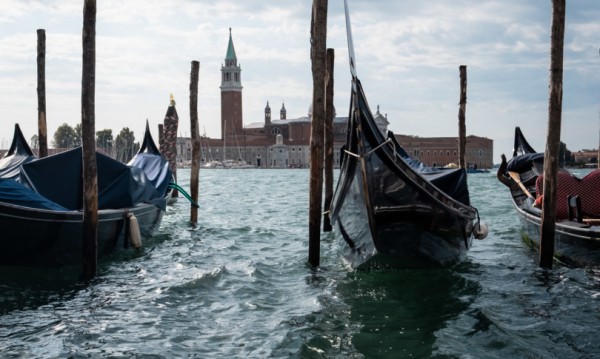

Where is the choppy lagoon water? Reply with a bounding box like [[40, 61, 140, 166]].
[[1, 168, 599, 358]]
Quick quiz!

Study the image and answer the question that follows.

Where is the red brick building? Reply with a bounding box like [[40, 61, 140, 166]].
[[176, 29, 493, 169]]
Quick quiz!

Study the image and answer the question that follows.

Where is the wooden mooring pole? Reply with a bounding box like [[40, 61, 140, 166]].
[[81, 0, 98, 279], [158, 124, 165, 154], [458, 65, 467, 169], [323, 48, 335, 232], [308, 0, 328, 267], [189, 61, 201, 224], [163, 96, 179, 197], [36, 29, 48, 158], [539, 0, 565, 269]]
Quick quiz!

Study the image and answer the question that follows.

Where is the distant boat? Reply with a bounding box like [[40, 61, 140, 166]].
[[467, 168, 490, 174], [329, 0, 487, 269], [0, 123, 172, 268], [497, 127, 600, 266]]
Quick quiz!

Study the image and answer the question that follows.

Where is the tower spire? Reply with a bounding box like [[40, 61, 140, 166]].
[[225, 27, 237, 63]]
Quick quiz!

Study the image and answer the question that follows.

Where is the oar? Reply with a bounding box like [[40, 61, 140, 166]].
[[508, 171, 534, 198]]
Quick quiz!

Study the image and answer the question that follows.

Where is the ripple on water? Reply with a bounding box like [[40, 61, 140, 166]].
[[1, 169, 600, 358]]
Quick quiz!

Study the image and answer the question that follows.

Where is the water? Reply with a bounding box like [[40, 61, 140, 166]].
[[1, 169, 599, 358]]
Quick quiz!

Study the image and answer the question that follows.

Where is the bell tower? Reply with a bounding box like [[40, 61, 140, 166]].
[[220, 28, 243, 140]]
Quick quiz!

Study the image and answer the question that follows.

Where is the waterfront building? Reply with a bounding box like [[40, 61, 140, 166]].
[[175, 29, 493, 169]]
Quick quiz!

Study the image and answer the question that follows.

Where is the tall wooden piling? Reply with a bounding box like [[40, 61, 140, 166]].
[[158, 124, 165, 154], [458, 65, 467, 169], [539, 0, 565, 269], [36, 29, 48, 158], [189, 61, 201, 224], [163, 95, 179, 197], [81, 0, 98, 279], [308, 0, 328, 267], [323, 48, 335, 232]]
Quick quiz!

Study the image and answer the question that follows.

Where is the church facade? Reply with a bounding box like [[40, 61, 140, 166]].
[[176, 29, 493, 169]]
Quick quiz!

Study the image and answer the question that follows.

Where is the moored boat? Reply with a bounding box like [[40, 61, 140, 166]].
[[497, 126, 600, 266], [329, 0, 487, 269], [0, 123, 172, 267]]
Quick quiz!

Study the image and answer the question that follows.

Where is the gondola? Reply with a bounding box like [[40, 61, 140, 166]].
[[0, 123, 172, 267], [497, 127, 600, 266], [329, 0, 487, 269], [0, 124, 36, 180]]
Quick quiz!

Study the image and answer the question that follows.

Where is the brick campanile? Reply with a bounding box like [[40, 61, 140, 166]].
[[220, 28, 243, 141]]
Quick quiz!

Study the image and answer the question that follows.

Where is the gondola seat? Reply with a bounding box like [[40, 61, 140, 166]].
[[535, 170, 600, 219]]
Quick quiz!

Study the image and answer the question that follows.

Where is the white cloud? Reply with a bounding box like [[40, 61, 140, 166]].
[[0, 0, 597, 160]]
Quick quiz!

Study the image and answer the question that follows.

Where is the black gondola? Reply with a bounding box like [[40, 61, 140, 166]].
[[0, 123, 172, 267], [329, 0, 487, 269], [497, 127, 600, 266]]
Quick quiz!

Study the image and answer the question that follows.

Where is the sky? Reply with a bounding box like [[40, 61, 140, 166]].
[[0, 0, 598, 162]]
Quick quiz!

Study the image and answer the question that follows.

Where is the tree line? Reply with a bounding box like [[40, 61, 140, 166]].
[[29, 123, 140, 163]]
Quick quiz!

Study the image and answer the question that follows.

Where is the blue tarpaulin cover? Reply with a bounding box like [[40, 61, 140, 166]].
[[15, 147, 167, 211], [0, 178, 67, 210]]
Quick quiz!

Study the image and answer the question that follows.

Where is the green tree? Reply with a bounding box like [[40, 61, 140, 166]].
[[30, 134, 38, 150], [53, 123, 77, 149], [115, 127, 138, 162], [96, 129, 113, 156], [73, 123, 82, 147]]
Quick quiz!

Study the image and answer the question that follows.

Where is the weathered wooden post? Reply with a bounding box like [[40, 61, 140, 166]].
[[81, 0, 98, 279], [158, 124, 165, 154], [36, 29, 48, 158], [539, 0, 565, 269], [458, 65, 467, 169], [163, 95, 179, 197], [190, 61, 201, 224], [323, 48, 335, 232], [308, 0, 328, 267]]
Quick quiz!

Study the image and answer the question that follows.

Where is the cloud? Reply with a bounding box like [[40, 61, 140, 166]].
[[0, 0, 597, 161]]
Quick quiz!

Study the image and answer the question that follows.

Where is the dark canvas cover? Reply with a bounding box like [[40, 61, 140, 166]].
[[0, 178, 67, 210], [127, 122, 172, 198], [388, 132, 470, 206], [18, 147, 166, 211]]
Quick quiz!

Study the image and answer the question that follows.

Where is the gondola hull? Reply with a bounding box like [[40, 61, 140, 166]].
[[497, 126, 600, 266], [335, 162, 474, 268], [0, 121, 171, 268], [516, 205, 600, 266], [330, 80, 479, 269], [501, 174, 600, 266], [0, 201, 164, 267]]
